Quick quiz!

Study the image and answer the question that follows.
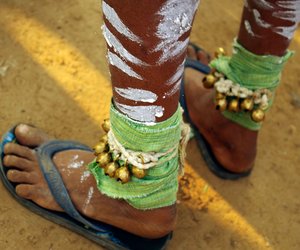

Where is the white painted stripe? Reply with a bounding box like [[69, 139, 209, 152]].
[[102, 25, 148, 66], [154, 0, 199, 64], [115, 102, 164, 123], [273, 24, 298, 39], [115, 87, 158, 103], [276, 1, 300, 11], [166, 79, 182, 97], [273, 10, 300, 22], [166, 60, 185, 85], [102, 1, 142, 43], [244, 20, 257, 37], [107, 51, 143, 80], [272, 1, 300, 39], [158, 38, 190, 64], [252, 0, 274, 10], [253, 9, 272, 28]]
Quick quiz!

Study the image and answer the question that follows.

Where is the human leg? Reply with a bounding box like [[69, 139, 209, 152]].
[[1, 0, 200, 247], [183, 0, 298, 176]]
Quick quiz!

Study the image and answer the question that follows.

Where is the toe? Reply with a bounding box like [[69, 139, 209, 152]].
[[15, 124, 51, 147], [3, 155, 32, 170], [4, 143, 36, 161], [7, 169, 36, 184], [187, 45, 198, 60], [15, 184, 35, 200]]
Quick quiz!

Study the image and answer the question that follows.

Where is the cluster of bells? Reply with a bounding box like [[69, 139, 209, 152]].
[[202, 47, 266, 123], [93, 119, 147, 184]]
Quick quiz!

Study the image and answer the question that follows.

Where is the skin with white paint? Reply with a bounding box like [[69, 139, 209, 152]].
[[115, 87, 158, 103], [103, 0, 198, 123], [272, 1, 300, 39], [107, 51, 143, 80], [82, 187, 94, 213], [247, 0, 274, 10], [154, 0, 199, 64], [68, 155, 84, 169], [102, 1, 142, 43], [102, 25, 148, 66], [246, 0, 300, 40], [157, 37, 190, 64], [166, 79, 182, 97], [253, 9, 272, 28], [115, 102, 165, 123], [166, 60, 185, 85], [244, 20, 257, 37], [80, 170, 91, 183]]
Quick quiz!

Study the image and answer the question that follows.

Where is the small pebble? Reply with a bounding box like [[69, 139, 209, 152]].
[[290, 93, 300, 108], [288, 124, 297, 135]]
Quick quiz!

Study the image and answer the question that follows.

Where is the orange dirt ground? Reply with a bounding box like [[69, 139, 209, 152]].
[[0, 0, 300, 249]]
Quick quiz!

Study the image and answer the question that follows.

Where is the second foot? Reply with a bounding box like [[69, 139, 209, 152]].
[[184, 46, 258, 174]]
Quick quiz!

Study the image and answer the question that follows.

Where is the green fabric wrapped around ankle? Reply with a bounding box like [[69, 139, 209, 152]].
[[88, 104, 182, 210], [210, 40, 293, 130]]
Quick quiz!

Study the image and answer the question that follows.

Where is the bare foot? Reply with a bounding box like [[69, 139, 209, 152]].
[[3, 124, 176, 239], [184, 45, 257, 173]]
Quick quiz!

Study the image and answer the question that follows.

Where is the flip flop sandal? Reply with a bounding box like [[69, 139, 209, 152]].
[[180, 43, 252, 180], [0, 127, 172, 250]]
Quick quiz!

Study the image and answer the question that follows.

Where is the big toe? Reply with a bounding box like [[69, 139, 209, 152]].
[[15, 124, 52, 147]]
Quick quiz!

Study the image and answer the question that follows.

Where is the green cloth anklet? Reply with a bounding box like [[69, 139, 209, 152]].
[[88, 104, 182, 210], [210, 40, 294, 130]]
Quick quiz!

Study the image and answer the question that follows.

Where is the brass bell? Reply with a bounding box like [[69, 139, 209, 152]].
[[251, 109, 265, 122], [203, 74, 216, 89], [215, 47, 226, 58], [100, 134, 108, 143], [215, 92, 225, 100], [240, 98, 254, 112], [93, 142, 108, 155], [215, 98, 227, 112], [228, 99, 240, 112], [96, 152, 112, 167], [104, 162, 119, 178], [131, 166, 146, 179], [115, 166, 130, 184], [102, 119, 110, 133]]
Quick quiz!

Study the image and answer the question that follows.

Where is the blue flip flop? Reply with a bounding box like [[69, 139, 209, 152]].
[[180, 43, 252, 180], [0, 127, 172, 250]]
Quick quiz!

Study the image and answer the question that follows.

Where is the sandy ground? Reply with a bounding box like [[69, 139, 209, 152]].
[[0, 0, 300, 249]]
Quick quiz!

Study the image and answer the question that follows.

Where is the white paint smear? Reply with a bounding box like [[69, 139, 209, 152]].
[[166, 60, 185, 85], [166, 79, 182, 97], [102, 2, 142, 43], [252, 0, 274, 10], [107, 51, 143, 80], [68, 155, 84, 169], [102, 25, 148, 66], [244, 20, 257, 37], [154, 0, 199, 64], [276, 1, 300, 11], [272, 1, 300, 39], [273, 10, 300, 22], [159, 38, 190, 64], [273, 25, 298, 39], [115, 102, 164, 123], [253, 9, 272, 28], [115, 87, 158, 103], [80, 171, 91, 183], [83, 187, 94, 212]]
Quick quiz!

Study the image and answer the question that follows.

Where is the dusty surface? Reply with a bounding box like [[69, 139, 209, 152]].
[[0, 0, 299, 249]]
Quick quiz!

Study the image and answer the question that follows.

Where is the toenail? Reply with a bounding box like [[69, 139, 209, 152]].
[[15, 124, 31, 136], [7, 170, 16, 177], [3, 155, 11, 165]]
